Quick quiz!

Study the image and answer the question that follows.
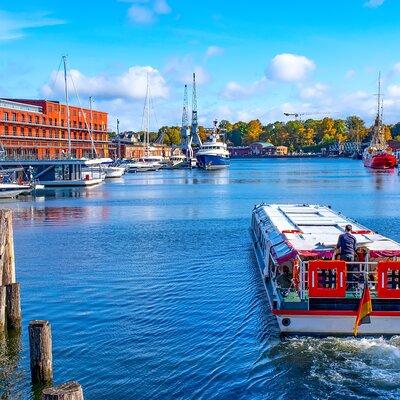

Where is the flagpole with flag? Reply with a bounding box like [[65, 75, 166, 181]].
[[353, 279, 373, 336]]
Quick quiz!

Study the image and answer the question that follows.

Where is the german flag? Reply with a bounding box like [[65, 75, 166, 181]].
[[353, 284, 372, 336]]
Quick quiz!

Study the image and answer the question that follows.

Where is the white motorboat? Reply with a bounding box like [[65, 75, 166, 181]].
[[126, 159, 162, 173], [104, 166, 125, 178], [0, 183, 32, 198]]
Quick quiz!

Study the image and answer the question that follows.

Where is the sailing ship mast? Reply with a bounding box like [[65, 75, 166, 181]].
[[62, 56, 72, 158], [141, 74, 151, 157], [372, 72, 386, 149]]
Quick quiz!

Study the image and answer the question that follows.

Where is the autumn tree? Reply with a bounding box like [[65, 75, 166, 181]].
[[243, 119, 262, 145], [198, 125, 207, 142], [158, 126, 180, 145]]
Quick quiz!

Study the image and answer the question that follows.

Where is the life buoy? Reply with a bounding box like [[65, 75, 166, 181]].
[[352, 229, 372, 234]]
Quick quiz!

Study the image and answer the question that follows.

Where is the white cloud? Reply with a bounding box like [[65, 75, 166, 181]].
[[387, 84, 400, 97], [165, 57, 210, 85], [128, 6, 155, 24], [0, 10, 64, 41], [205, 46, 223, 58], [298, 83, 328, 100], [127, 0, 171, 25], [266, 53, 315, 83], [364, 0, 385, 8], [154, 0, 171, 14], [221, 78, 267, 100], [41, 66, 169, 101], [345, 69, 356, 79]]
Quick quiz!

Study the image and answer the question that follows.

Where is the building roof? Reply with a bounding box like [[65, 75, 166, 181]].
[[250, 141, 275, 148]]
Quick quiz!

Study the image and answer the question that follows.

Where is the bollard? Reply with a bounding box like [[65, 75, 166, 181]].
[[42, 381, 84, 400], [5, 283, 21, 330], [0, 286, 5, 332], [29, 320, 53, 384], [0, 210, 16, 285]]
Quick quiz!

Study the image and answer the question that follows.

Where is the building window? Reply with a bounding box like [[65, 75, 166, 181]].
[[12, 126, 17, 135], [29, 115, 32, 123], [3, 112, 8, 121], [49, 118, 52, 125], [28, 128, 32, 136], [35, 116, 39, 124], [12, 113, 16, 121], [21, 114, 25, 122], [4, 126, 8, 134], [94, 124, 97, 130], [36, 128, 39, 136], [61, 119, 64, 127]]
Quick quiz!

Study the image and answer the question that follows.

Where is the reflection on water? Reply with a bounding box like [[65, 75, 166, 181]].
[[3, 158, 400, 399]]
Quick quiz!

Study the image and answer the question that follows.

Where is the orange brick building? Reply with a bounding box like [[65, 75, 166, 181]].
[[0, 98, 109, 159]]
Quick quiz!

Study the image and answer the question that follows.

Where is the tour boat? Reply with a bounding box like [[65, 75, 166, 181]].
[[363, 74, 397, 170], [162, 155, 186, 169], [196, 119, 229, 170], [251, 203, 400, 336]]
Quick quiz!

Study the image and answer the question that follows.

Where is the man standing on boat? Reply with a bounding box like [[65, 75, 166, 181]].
[[336, 224, 357, 261], [336, 224, 358, 288]]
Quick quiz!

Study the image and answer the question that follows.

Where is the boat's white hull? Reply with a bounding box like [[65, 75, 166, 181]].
[[0, 183, 32, 198], [40, 179, 103, 187], [105, 167, 125, 178], [0, 189, 29, 198], [276, 314, 400, 335]]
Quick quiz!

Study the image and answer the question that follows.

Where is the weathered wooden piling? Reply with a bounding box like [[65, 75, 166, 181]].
[[6, 283, 21, 330], [0, 285, 6, 332], [29, 320, 53, 384], [42, 381, 84, 400], [0, 209, 16, 285]]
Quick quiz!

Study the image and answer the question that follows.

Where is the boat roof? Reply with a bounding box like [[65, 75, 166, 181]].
[[253, 204, 400, 262]]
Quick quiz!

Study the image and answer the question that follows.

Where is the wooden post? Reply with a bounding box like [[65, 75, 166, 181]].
[[42, 381, 84, 400], [6, 283, 21, 330], [29, 320, 53, 384], [0, 210, 16, 286], [0, 286, 6, 332]]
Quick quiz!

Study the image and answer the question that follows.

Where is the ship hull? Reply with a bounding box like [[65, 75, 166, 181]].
[[196, 154, 229, 170], [363, 153, 397, 169]]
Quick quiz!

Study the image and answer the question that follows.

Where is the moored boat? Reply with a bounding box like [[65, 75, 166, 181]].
[[196, 119, 229, 170], [0, 183, 32, 198], [363, 74, 397, 170], [251, 203, 400, 336]]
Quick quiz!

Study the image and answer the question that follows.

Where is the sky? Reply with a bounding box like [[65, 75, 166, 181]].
[[1, 0, 400, 131]]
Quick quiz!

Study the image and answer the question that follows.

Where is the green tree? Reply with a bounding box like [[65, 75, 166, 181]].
[[158, 126, 180, 145], [345, 116, 367, 142], [227, 121, 247, 146], [316, 118, 336, 144]]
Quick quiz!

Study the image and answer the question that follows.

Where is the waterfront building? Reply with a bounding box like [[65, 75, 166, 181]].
[[0, 98, 109, 159], [229, 142, 285, 158]]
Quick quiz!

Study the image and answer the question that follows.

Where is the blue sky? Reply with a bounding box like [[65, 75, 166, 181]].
[[1, 0, 400, 130]]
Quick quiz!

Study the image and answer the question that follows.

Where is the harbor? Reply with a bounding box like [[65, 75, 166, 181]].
[[0, 158, 400, 398]]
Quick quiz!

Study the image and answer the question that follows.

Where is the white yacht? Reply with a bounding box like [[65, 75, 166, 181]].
[[196, 119, 229, 170]]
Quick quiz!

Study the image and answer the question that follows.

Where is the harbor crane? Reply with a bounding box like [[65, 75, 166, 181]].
[[180, 84, 193, 160], [190, 73, 202, 146]]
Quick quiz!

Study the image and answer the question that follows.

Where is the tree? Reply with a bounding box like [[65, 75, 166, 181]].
[[333, 119, 347, 143], [219, 120, 233, 132], [345, 116, 367, 142], [227, 121, 247, 146], [158, 126, 180, 145], [391, 122, 400, 139], [243, 119, 262, 145], [198, 126, 207, 142], [316, 118, 336, 144]]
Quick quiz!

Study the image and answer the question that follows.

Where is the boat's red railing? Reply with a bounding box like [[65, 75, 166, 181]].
[[297, 260, 400, 301]]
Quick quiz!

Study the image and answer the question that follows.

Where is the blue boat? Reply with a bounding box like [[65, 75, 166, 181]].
[[196, 120, 230, 170]]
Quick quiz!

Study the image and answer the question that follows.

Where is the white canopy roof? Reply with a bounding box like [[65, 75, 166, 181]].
[[253, 204, 400, 260]]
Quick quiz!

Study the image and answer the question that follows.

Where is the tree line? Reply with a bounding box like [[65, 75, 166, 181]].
[[118, 116, 400, 151]]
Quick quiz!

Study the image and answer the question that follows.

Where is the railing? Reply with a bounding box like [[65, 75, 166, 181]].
[[297, 260, 380, 301]]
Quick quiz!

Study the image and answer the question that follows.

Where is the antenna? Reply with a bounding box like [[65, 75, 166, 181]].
[[116, 118, 121, 160]]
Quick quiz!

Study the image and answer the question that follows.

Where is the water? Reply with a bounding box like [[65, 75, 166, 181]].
[[1, 158, 400, 400]]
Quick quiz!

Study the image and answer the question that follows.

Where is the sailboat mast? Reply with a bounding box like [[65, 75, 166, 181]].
[[62, 56, 72, 158], [143, 74, 151, 156], [89, 96, 94, 159]]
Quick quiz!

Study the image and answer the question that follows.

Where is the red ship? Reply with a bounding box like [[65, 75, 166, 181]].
[[363, 74, 398, 170]]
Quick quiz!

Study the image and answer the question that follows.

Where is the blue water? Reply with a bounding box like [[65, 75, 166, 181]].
[[1, 158, 400, 399]]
